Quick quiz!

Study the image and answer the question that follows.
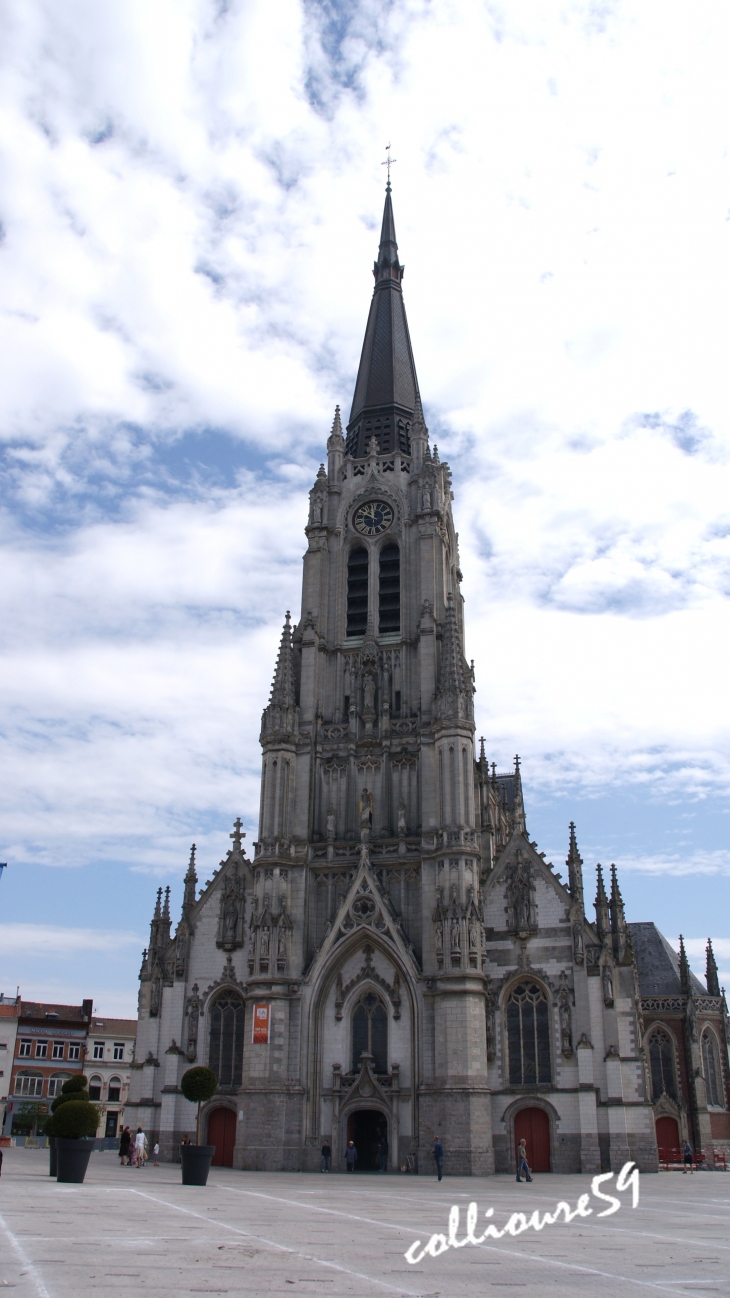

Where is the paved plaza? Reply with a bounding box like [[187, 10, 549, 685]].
[[0, 1148, 729, 1297]]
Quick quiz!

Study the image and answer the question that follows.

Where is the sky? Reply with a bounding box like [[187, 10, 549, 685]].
[[0, 0, 729, 1015]]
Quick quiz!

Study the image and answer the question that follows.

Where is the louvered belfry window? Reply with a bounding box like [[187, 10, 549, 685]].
[[507, 981, 551, 1085], [378, 543, 400, 633], [208, 991, 244, 1089], [347, 547, 369, 636]]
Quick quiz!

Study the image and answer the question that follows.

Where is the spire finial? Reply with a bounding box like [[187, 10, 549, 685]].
[[381, 142, 397, 190], [678, 934, 691, 994], [183, 844, 198, 915], [566, 822, 584, 908], [594, 864, 609, 942], [230, 817, 245, 852], [706, 938, 720, 996]]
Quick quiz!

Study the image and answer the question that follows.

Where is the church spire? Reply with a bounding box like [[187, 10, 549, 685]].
[[182, 844, 197, 917], [269, 612, 296, 708], [706, 938, 720, 997], [566, 822, 584, 908], [512, 755, 526, 834], [148, 887, 163, 957], [609, 863, 628, 963], [678, 934, 692, 995], [346, 184, 420, 459], [435, 593, 473, 722], [159, 885, 172, 948], [594, 865, 609, 943]]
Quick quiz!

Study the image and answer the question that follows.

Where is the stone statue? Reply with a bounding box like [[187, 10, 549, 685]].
[[312, 495, 323, 525], [186, 984, 200, 1061], [450, 916, 461, 950], [397, 799, 407, 837], [260, 925, 270, 959], [359, 788, 374, 837], [363, 672, 376, 713], [422, 486, 431, 511], [435, 920, 443, 954], [506, 855, 535, 933], [559, 995, 572, 1054], [223, 888, 238, 944], [573, 922, 584, 965], [602, 963, 614, 1005], [326, 806, 336, 841], [469, 918, 479, 952], [277, 924, 287, 958]]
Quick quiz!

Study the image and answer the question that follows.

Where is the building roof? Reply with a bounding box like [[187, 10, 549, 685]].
[[89, 1018, 137, 1035], [19, 1000, 92, 1024], [0, 1003, 20, 1019], [628, 922, 706, 997]]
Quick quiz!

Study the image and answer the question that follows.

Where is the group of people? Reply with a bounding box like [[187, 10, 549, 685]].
[[320, 1135, 389, 1172], [118, 1126, 159, 1167]]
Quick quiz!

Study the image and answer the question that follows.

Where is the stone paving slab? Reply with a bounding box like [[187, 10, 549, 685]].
[[0, 1149, 729, 1298]]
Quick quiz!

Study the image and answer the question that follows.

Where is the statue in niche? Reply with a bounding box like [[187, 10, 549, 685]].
[[397, 799, 407, 837], [573, 922, 584, 965], [363, 672, 376, 714], [186, 984, 200, 1061], [277, 924, 287, 959], [312, 495, 323, 525], [223, 889, 239, 945], [602, 963, 614, 1005], [260, 925, 271, 960], [150, 975, 161, 1017], [506, 854, 535, 933], [559, 994, 572, 1054], [359, 788, 374, 839], [450, 916, 461, 950], [469, 917, 479, 952], [422, 486, 431, 511], [326, 806, 336, 841], [434, 920, 444, 955]]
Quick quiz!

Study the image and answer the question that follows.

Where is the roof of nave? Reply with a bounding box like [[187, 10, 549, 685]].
[[628, 922, 706, 997], [89, 1018, 137, 1035], [494, 772, 517, 810]]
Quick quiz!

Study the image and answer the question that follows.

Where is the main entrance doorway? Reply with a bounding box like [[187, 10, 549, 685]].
[[208, 1107, 237, 1167], [655, 1115, 680, 1157], [346, 1110, 387, 1171], [514, 1107, 551, 1172]]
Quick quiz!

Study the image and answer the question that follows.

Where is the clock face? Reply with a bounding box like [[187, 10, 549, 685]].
[[353, 499, 394, 536]]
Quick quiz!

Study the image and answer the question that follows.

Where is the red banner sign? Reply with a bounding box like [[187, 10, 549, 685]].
[[252, 1002, 271, 1044]]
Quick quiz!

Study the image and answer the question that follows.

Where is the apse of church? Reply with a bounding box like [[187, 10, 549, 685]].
[[128, 184, 728, 1174]]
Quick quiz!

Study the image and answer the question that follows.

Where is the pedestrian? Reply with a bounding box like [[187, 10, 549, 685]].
[[119, 1126, 131, 1166], [152, 1141, 160, 1167], [344, 1140, 357, 1173], [321, 1139, 331, 1172], [682, 1140, 694, 1174], [181, 1134, 191, 1146], [516, 1137, 532, 1182], [433, 1135, 444, 1182], [0, 1147, 3, 1178], [379, 1133, 388, 1173], [135, 1127, 147, 1168]]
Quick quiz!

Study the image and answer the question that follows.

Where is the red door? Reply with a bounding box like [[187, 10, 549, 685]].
[[208, 1107, 237, 1167], [514, 1107, 551, 1173], [655, 1116, 679, 1159]]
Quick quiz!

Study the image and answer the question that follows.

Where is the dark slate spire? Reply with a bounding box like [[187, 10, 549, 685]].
[[566, 822, 584, 908], [678, 934, 691, 995], [346, 185, 421, 459], [706, 938, 720, 997], [512, 755, 526, 835], [435, 593, 473, 722], [609, 863, 628, 963], [594, 865, 609, 943], [182, 844, 197, 916]]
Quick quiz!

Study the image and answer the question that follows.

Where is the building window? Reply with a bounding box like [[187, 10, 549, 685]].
[[93, 1042, 104, 1060], [18, 1040, 32, 1058], [35, 1041, 48, 1059], [378, 543, 400, 634], [52, 1042, 65, 1060], [702, 1029, 723, 1107], [648, 1029, 677, 1101], [48, 1073, 71, 1098], [14, 1072, 43, 1097], [507, 981, 551, 1085], [346, 547, 369, 637], [208, 991, 244, 1089], [88, 1075, 103, 1102], [113, 1043, 125, 1061], [351, 991, 388, 1073], [68, 1043, 80, 1061], [107, 1077, 122, 1103]]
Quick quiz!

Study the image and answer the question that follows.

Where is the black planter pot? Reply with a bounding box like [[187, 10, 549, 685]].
[[49, 1136, 57, 1177], [180, 1144, 216, 1186], [56, 1137, 95, 1184]]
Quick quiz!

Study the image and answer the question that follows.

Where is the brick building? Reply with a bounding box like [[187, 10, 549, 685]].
[[0, 995, 20, 1132], [3, 998, 91, 1137]]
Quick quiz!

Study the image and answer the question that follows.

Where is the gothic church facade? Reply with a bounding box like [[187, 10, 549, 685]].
[[128, 187, 729, 1174]]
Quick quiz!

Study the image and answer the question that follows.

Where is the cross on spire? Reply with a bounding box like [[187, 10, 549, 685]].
[[382, 143, 397, 190], [230, 817, 245, 851]]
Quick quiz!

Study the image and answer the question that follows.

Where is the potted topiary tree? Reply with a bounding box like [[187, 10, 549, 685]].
[[45, 1076, 90, 1176], [179, 1066, 218, 1186], [53, 1078, 99, 1183]]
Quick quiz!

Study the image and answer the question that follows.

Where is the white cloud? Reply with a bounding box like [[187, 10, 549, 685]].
[[0, 923, 142, 954]]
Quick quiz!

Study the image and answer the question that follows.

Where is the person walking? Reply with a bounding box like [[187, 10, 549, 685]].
[[321, 1140, 331, 1172], [344, 1140, 357, 1173], [516, 1137, 533, 1182], [433, 1135, 444, 1182], [379, 1133, 388, 1173], [134, 1127, 147, 1168], [682, 1140, 694, 1174], [119, 1126, 131, 1166], [152, 1141, 160, 1167]]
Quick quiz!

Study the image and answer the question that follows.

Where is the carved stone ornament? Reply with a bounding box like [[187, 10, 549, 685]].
[[185, 983, 200, 1062], [505, 852, 537, 936], [216, 864, 246, 951], [602, 962, 615, 1007], [334, 943, 401, 1021], [572, 921, 585, 965]]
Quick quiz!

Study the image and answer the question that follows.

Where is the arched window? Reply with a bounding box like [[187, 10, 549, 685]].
[[648, 1029, 677, 1101], [352, 991, 388, 1073], [208, 991, 244, 1089], [378, 543, 400, 634], [107, 1076, 123, 1104], [47, 1072, 71, 1099], [14, 1071, 43, 1097], [507, 981, 551, 1085], [88, 1074, 103, 1101], [702, 1029, 723, 1107], [347, 547, 369, 636]]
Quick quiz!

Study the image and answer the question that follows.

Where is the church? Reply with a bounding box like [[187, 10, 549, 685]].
[[128, 185, 730, 1174]]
